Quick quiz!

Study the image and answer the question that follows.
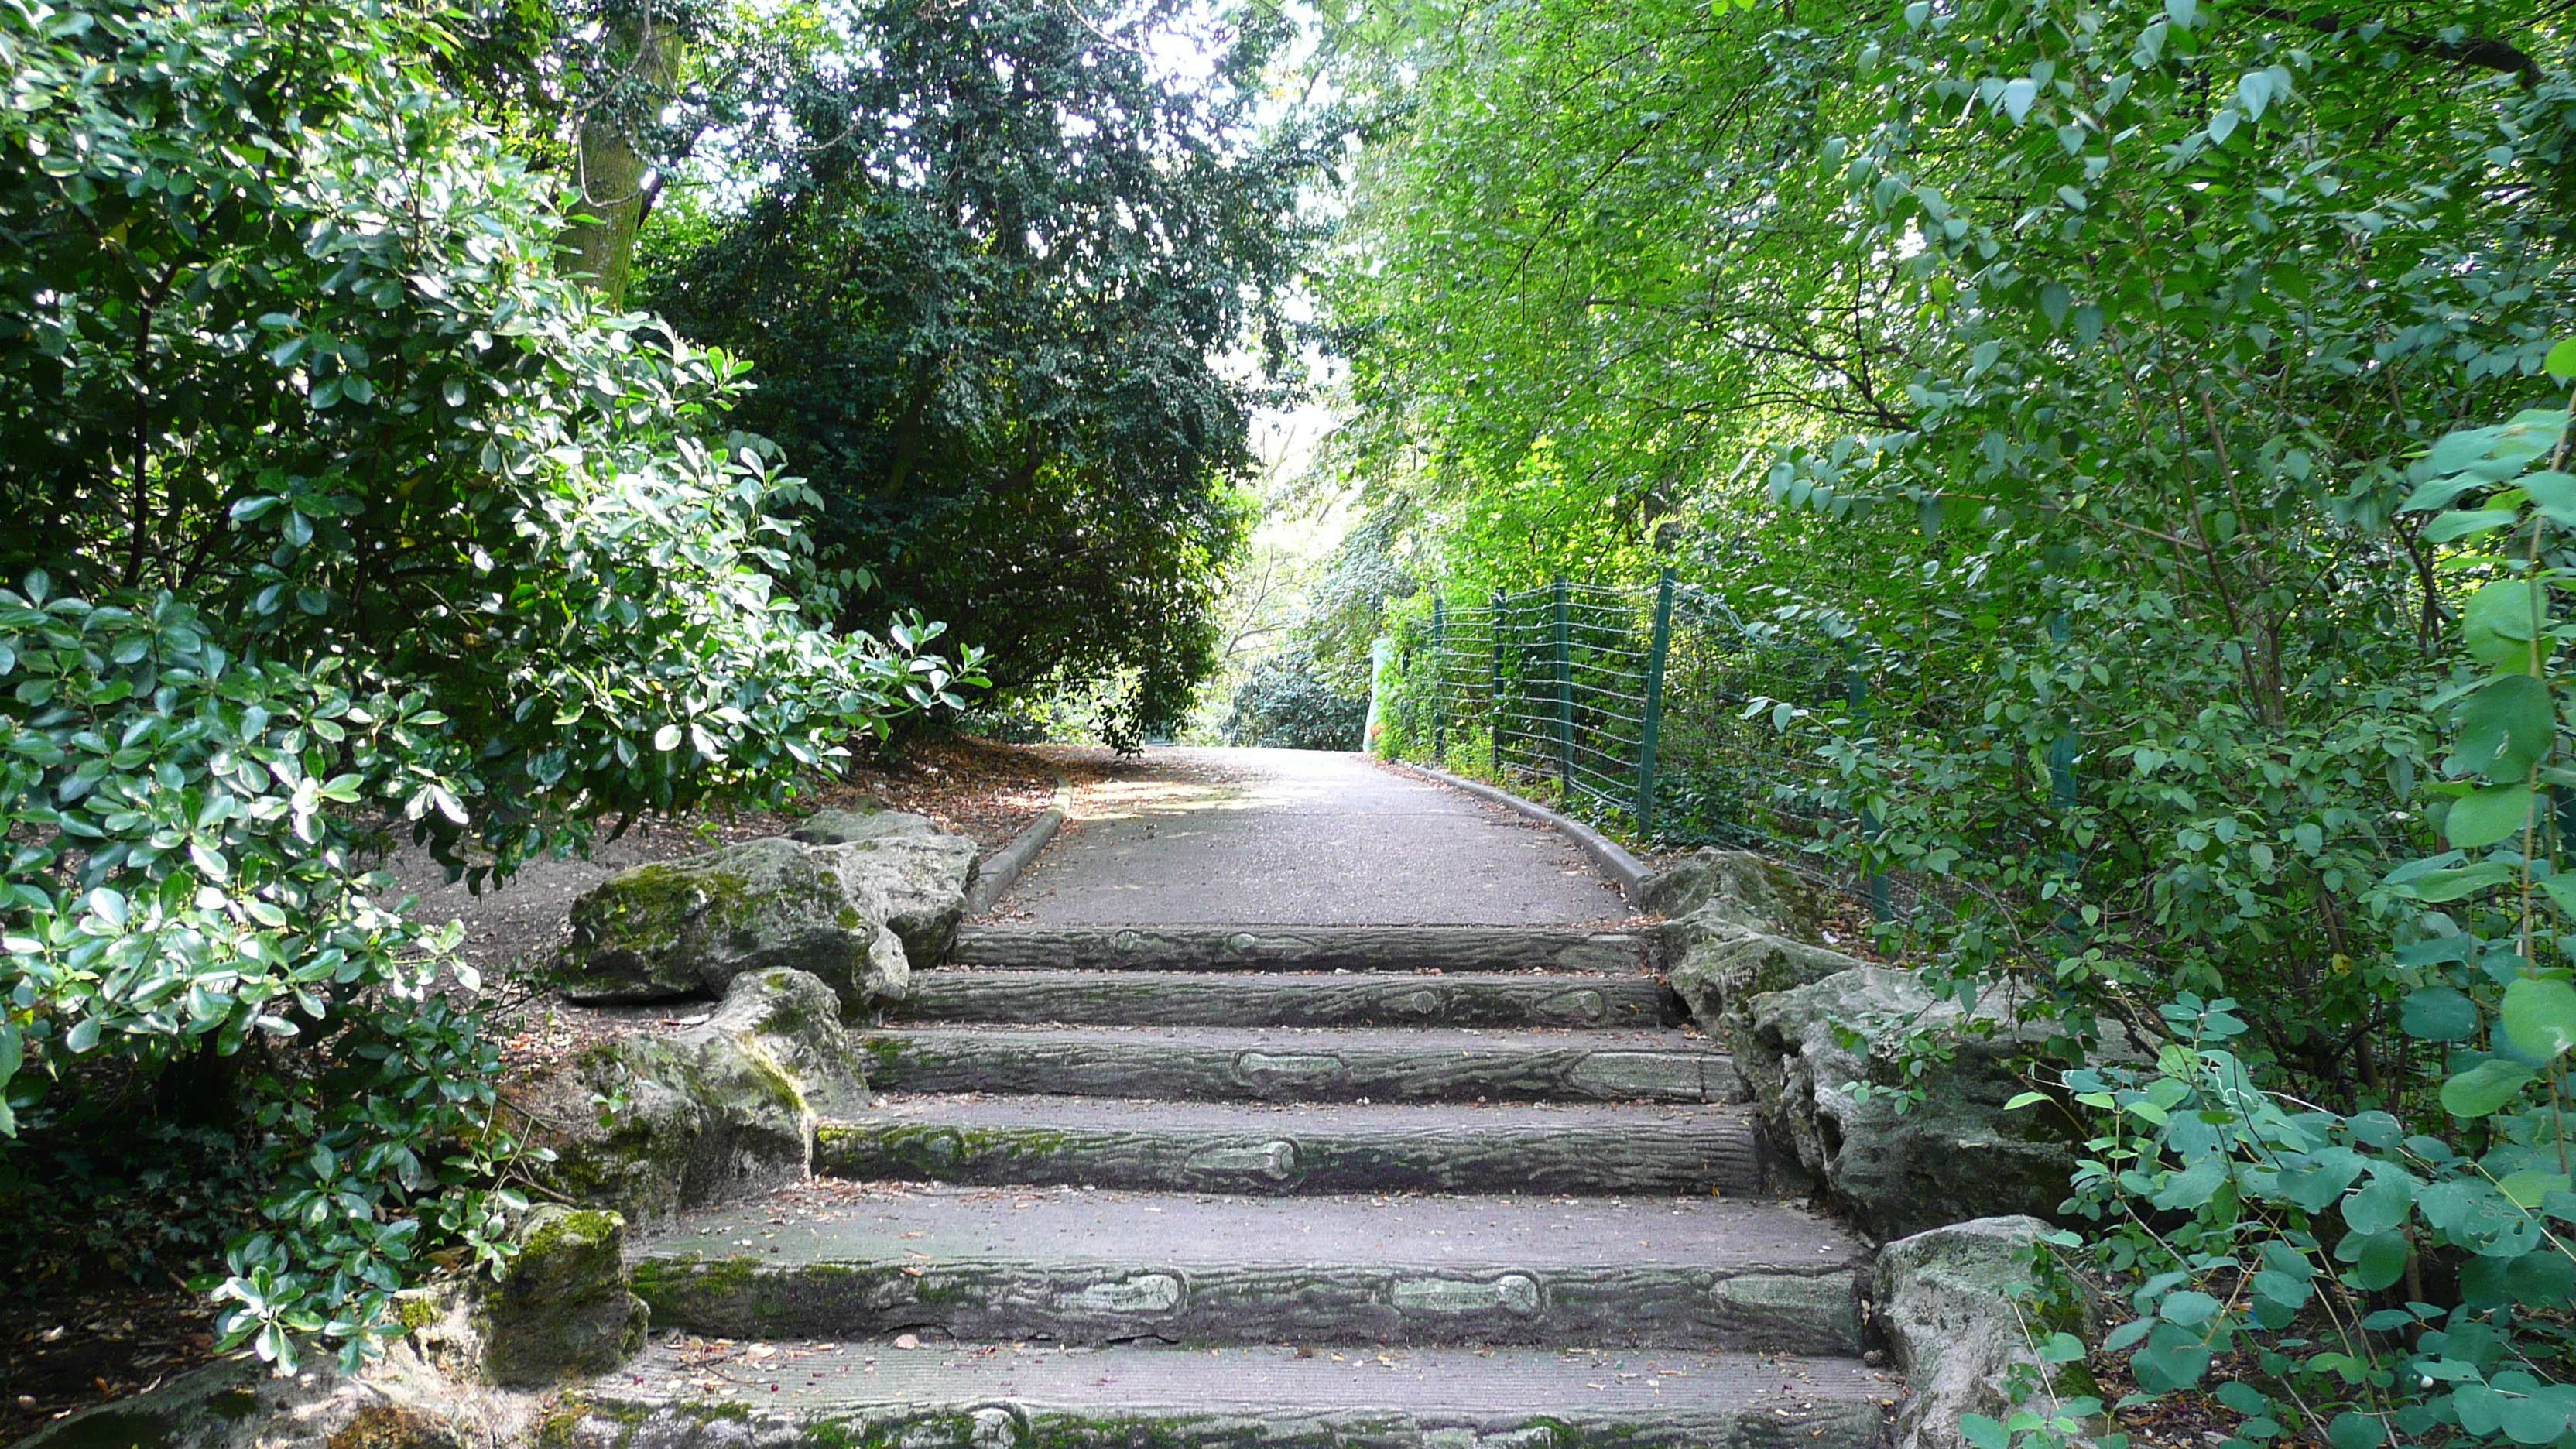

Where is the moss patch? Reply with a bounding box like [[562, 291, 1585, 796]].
[[326, 1403, 461, 1449]]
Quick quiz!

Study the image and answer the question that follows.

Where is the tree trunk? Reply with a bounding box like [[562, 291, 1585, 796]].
[[559, 13, 683, 306]]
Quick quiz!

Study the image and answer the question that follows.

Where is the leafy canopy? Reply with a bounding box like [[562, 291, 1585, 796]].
[[644, 0, 1317, 742]]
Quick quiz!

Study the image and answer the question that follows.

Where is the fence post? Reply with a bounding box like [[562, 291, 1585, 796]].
[[1552, 577, 1573, 800], [1845, 655, 1891, 924], [1431, 595, 1447, 763], [1637, 569, 1674, 835], [1489, 590, 1507, 772], [1362, 635, 1394, 755]]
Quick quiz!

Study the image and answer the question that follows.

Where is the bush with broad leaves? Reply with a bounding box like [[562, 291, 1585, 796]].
[[0, 0, 979, 1371]]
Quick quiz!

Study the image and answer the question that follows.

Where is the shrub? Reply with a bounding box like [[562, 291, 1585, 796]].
[[0, 0, 974, 1371], [1224, 648, 1368, 752]]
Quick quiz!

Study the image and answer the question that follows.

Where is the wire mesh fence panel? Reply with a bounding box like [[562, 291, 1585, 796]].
[[1389, 574, 1943, 924], [1645, 586, 1849, 851]]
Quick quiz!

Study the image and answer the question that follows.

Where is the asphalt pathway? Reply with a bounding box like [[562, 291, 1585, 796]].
[[992, 748, 1628, 926]]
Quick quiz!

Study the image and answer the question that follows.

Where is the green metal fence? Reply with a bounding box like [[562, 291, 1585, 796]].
[[1388, 571, 1897, 913]]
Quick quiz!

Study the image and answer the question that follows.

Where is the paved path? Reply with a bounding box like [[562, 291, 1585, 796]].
[[992, 747, 1628, 926]]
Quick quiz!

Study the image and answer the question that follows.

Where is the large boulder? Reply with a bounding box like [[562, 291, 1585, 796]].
[[1878, 1215, 2098, 1449], [1641, 848, 1868, 1066], [1638, 848, 1829, 938], [1666, 916, 1869, 1046], [786, 808, 981, 965], [555, 813, 975, 1011], [511, 968, 869, 1229], [1730, 966, 2090, 1240]]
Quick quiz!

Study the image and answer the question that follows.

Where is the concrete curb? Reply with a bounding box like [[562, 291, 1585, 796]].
[[964, 761, 1074, 916], [1393, 761, 1651, 903]]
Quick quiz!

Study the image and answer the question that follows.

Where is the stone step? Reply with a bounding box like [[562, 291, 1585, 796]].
[[632, 1184, 1867, 1353], [857, 1026, 1738, 1104], [568, 1339, 1893, 1449], [817, 1096, 1773, 1197], [896, 969, 1684, 1029], [950, 925, 1655, 975]]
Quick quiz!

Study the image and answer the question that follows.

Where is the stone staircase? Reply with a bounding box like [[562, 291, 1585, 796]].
[[581, 924, 1896, 1449]]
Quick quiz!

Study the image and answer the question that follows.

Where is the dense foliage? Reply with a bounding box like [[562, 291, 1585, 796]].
[[1222, 646, 1368, 750], [643, 0, 1315, 738], [1323, 0, 2576, 1437], [0, 0, 968, 1368]]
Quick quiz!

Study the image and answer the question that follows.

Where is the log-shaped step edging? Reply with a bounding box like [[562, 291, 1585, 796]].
[[815, 1096, 1772, 1197], [566, 1341, 1895, 1449], [948, 925, 1655, 975], [895, 969, 1684, 1029], [857, 1026, 1739, 1104], [630, 1187, 1867, 1354]]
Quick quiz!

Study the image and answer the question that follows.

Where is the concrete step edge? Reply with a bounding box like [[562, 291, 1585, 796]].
[[628, 1188, 1866, 1355], [896, 971, 1684, 1029], [858, 1026, 1738, 1105], [814, 1096, 1776, 1197], [951, 926, 1658, 975], [567, 1340, 1896, 1449]]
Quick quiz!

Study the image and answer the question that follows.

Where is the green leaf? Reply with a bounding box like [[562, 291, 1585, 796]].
[[653, 724, 683, 752], [2464, 581, 2550, 670], [2235, 70, 2273, 121], [2400, 987, 2480, 1041], [2327, 1413, 2385, 1449], [2547, 338, 2576, 382], [2425, 509, 2519, 542], [2343, 1173, 2414, 1235], [2160, 1290, 2222, 1325], [1960, 1415, 2009, 1449], [2502, 975, 2576, 1061], [2338, 1228, 2410, 1290], [2458, 673, 2557, 781], [2406, 862, 2516, 901], [2521, 471, 2576, 526], [2132, 1322, 2211, 1392], [2499, 1394, 2567, 1446], [2497, 1169, 2571, 1208], [2215, 1382, 2269, 1416], [2448, 783, 2536, 848], [2444, 1058, 2537, 1116]]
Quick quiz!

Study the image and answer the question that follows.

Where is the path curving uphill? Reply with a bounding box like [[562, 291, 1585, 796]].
[[569, 747, 1896, 1449], [993, 745, 1629, 925]]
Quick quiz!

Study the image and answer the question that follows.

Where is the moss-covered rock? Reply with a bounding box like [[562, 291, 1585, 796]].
[[556, 818, 977, 1012], [1637, 848, 1828, 938], [1663, 918, 1864, 1043], [1728, 965, 2096, 1240], [510, 968, 868, 1229], [481, 1206, 649, 1386], [786, 810, 979, 969], [1639, 848, 1860, 1046]]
